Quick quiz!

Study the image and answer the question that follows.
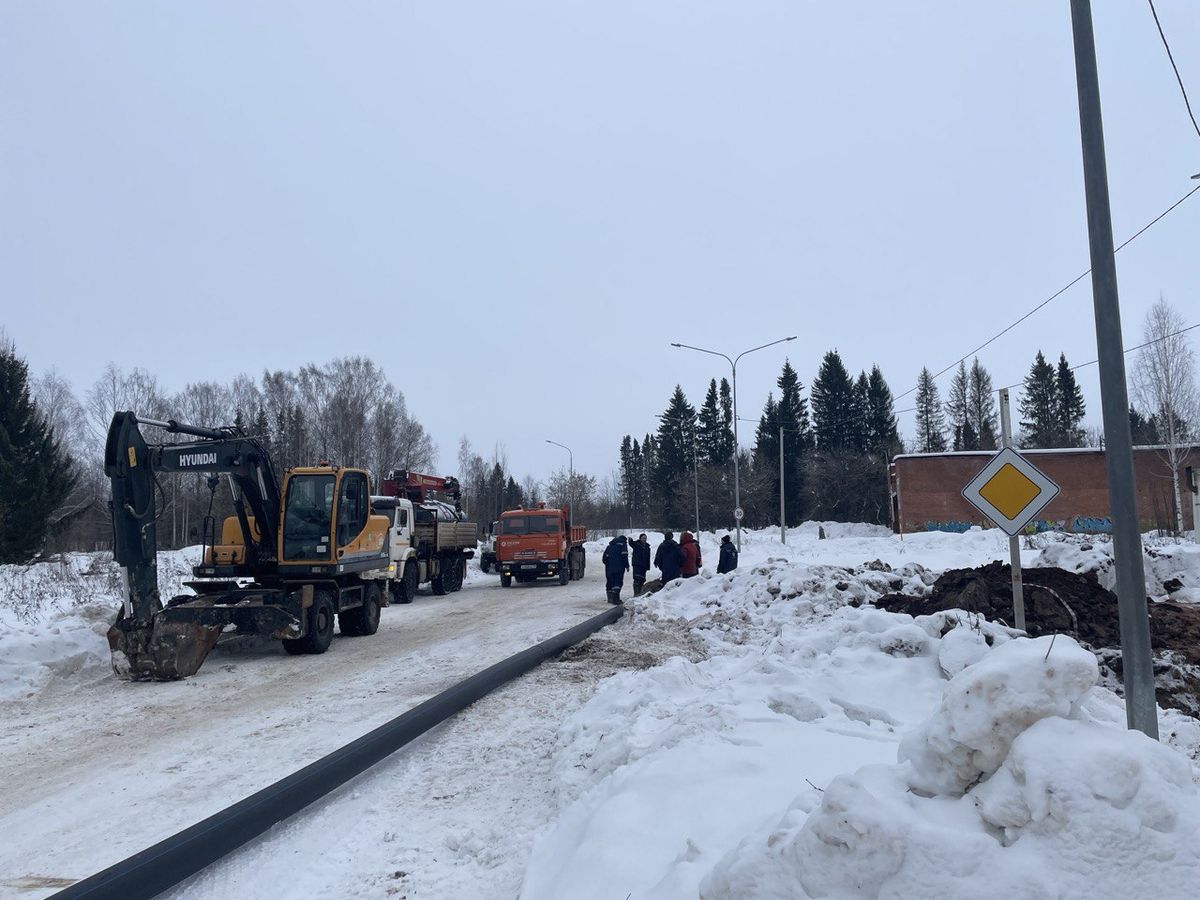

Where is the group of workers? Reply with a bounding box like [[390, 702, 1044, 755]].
[[601, 531, 739, 604]]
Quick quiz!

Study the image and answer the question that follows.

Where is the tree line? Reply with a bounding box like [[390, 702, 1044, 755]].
[[0, 334, 440, 560], [615, 297, 1196, 531], [617, 353, 904, 529]]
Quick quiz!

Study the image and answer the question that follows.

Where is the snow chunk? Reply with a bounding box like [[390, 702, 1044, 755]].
[[900, 635, 1098, 795]]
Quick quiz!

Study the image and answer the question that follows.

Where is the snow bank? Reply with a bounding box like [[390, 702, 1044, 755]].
[[0, 548, 199, 701], [704, 637, 1200, 900], [0, 603, 113, 701], [521, 539, 1200, 900], [1031, 532, 1200, 603]]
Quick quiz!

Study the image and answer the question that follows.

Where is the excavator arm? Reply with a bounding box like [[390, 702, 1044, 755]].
[[105, 411, 286, 679]]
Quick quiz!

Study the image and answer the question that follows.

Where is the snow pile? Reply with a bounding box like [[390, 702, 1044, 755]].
[[0, 548, 200, 701], [705, 636, 1200, 900], [1031, 532, 1200, 602], [0, 603, 114, 701], [521, 549, 1200, 900]]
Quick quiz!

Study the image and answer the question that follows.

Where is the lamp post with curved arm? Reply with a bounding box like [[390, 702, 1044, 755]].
[[545, 439, 574, 526], [671, 336, 796, 550]]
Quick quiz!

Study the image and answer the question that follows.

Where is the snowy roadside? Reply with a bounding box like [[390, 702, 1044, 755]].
[[519, 543, 1200, 899], [161, 617, 705, 900]]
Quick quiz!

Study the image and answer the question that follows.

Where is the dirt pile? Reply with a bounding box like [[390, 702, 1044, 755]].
[[873, 562, 1200, 715]]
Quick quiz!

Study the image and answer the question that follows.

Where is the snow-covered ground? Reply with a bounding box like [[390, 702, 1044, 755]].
[[3, 527, 1200, 898], [519, 533, 1200, 900]]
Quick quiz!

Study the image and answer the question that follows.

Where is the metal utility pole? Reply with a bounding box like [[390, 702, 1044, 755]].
[[779, 425, 786, 544], [998, 389, 1026, 632], [1189, 466, 1199, 544], [1069, 0, 1158, 739], [671, 336, 797, 551]]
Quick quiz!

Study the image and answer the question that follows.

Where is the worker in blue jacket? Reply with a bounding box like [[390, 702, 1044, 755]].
[[602, 535, 630, 604]]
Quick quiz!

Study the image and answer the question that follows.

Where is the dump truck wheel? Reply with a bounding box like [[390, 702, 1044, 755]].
[[283, 590, 336, 655], [558, 560, 570, 585], [501, 573, 512, 588]]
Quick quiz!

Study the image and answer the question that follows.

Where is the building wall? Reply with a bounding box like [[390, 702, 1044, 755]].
[[890, 446, 1197, 534]]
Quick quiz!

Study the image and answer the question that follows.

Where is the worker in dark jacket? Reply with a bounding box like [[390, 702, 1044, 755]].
[[717, 534, 739, 574], [602, 535, 630, 603], [680, 531, 701, 578], [629, 533, 651, 595], [654, 531, 683, 581]]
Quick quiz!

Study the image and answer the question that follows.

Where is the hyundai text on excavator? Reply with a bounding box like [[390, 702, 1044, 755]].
[[106, 411, 394, 680]]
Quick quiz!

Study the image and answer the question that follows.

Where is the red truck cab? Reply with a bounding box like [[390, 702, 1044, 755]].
[[496, 504, 586, 587]]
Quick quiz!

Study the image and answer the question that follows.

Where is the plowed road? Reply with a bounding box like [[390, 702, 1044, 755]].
[[0, 566, 611, 897]]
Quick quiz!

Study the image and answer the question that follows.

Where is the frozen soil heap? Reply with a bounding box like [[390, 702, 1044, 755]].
[[521, 543, 1200, 900], [875, 558, 1200, 715]]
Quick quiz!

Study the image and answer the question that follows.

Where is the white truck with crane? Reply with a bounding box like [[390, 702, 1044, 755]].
[[368, 470, 478, 603]]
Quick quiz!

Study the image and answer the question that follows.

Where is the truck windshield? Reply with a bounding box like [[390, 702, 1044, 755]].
[[283, 474, 335, 560], [500, 516, 560, 535]]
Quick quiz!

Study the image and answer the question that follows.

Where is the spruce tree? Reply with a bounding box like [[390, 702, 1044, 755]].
[[629, 438, 646, 519], [696, 379, 723, 465], [619, 435, 636, 511], [1129, 406, 1158, 445], [811, 350, 857, 451], [0, 340, 77, 563], [966, 358, 999, 450], [774, 361, 812, 522], [863, 365, 901, 456], [946, 361, 970, 450], [654, 387, 696, 519], [914, 367, 947, 453], [1054, 353, 1086, 448], [753, 394, 780, 467], [1019, 351, 1058, 448], [717, 378, 736, 464], [852, 372, 870, 452]]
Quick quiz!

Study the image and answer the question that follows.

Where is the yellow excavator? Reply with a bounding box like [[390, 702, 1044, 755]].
[[105, 411, 391, 680]]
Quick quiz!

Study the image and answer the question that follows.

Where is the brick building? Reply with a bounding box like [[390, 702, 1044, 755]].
[[889, 445, 1198, 534]]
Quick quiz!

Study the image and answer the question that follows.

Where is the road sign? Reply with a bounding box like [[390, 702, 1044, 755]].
[[962, 447, 1060, 537], [734, 507, 744, 522]]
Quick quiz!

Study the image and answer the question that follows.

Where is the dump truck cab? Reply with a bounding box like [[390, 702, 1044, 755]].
[[496, 504, 586, 587]]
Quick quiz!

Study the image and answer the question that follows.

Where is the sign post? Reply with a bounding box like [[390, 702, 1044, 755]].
[[1001, 389, 1025, 631], [961, 390, 1061, 633]]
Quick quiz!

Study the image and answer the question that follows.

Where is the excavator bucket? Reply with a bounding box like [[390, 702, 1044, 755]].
[[107, 608, 224, 681]]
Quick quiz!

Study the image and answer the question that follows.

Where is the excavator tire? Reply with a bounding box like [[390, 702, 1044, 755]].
[[282, 590, 336, 655], [340, 584, 382, 636]]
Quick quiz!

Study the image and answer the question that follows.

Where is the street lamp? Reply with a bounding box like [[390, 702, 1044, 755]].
[[671, 336, 796, 551], [545, 439, 574, 524]]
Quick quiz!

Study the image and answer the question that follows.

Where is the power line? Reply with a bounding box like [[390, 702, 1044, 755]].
[[1147, 0, 1200, 140], [894, 182, 1200, 402], [1000, 320, 1200, 391]]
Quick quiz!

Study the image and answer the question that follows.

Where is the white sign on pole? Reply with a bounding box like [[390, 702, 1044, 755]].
[[961, 447, 1060, 537], [733, 507, 744, 522]]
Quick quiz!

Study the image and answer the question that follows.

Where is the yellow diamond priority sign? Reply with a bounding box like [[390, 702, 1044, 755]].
[[961, 447, 1060, 536]]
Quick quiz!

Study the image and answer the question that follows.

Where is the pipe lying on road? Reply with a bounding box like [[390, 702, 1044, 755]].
[[54, 604, 626, 900]]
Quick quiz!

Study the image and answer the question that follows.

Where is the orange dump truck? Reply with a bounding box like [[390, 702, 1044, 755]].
[[496, 504, 587, 587]]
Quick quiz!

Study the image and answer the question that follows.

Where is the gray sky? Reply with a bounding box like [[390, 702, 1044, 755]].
[[2, 2, 1197, 482]]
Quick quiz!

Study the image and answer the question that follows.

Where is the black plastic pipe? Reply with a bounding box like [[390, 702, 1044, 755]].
[[54, 604, 624, 900]]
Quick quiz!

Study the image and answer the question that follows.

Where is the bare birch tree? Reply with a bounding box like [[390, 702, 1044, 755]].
[[1132, 298, 1198, 534]]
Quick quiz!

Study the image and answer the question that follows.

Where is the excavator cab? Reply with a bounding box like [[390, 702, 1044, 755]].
[[278, 467, 388, 573]]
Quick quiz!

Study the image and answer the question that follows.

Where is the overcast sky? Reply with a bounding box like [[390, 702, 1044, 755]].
[[2, 2, 1197, 484]]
